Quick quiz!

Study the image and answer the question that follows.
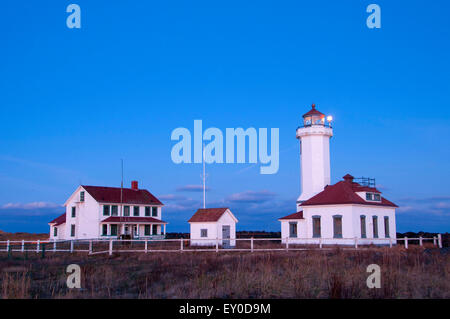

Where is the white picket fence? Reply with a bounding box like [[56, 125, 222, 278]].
[[0, 234, 443, 256]]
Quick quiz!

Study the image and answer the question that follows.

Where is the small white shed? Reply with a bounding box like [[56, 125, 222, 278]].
[[188, 208, 238, 247]]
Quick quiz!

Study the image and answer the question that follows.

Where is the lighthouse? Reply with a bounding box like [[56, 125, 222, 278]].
[[296, 104, 333, 211], [280, 104, 397, 245]]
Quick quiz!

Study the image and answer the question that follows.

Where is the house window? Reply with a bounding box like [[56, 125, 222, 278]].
[[152, 207, 158, 217], [80, 191, 85, 202], [384, 217, 390, 238], [70, 224, 75, 237], [333, 215, 343, 238], [110, 224, 118, 236], [103, 205, 110, 216], [152, 225, 158, 235], [124, 206, 130, 216], [54, 227, 57, 237], [145, 207, 151, 216], [201, 229, 208, 238], [145, 225, 151, 236], [360, 215, 367, 238], [312, 216, 321, 238], [366, 193, 374, 201], [372, 216, 378, 238], [111, 205, 118, 216], [289, 222, 298, 238], [102, 224, 108, 236], [71, 207, 76, 218], [133, 206, 140, 216], [374, 194, 381, 201]]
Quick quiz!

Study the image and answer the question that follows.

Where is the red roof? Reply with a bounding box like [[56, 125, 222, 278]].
[[301, 177, 397, 207], [102, 216, 167, 224], [49, 213, 66, 226], [303, 104, 325, 118], [188, 208, 230, 222], [82, 185, 163, 205], [279, 211, 304, 220]]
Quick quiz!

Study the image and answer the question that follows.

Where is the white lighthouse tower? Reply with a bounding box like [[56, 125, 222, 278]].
[[296, 104, 333, 211]]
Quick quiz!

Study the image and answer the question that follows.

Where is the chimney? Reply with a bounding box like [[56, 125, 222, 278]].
[[131, 181, 138, 190], [343, 174, 354, 183]]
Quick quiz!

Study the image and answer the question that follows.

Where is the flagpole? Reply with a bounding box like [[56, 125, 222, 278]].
[[120, 159, 123, 237], [202, 144, 206, 209]]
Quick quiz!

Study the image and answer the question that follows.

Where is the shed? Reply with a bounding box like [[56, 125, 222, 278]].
[[188, 208, 238, 247]]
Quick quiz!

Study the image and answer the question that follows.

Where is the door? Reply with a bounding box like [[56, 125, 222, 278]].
[[222, 225, 231, 247]]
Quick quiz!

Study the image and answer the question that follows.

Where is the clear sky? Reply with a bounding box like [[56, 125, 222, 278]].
[[1, 0, 449, 233]]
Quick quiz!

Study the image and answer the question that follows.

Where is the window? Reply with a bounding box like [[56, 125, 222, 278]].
[[110, 224, 118, 236], [333, 215, 343, 238], [384, 217, 390, 238], [145, 207, 151, 217], [133, 206, 140, 216], [80, 191, 85, 202], [374, 194, 381, 201], [54, 227, 57, 237], [312, 216, 321, 238], [152, 225, 158, 235], [144, 225, 151, 236], [70, 224, 75, 237], [152, 207, 158, 217], [71, 207, 76, 218], [366, 193, 374, 201], [360, 215, 367, 238], [289, 222, 297, 238], [102, 224, 107, 236], [124, 206, 130, 216], [201, 229, 208, 238], [103, 205, 110, 216], [372, 216, 378, 238], [111, 205, 118, 216]]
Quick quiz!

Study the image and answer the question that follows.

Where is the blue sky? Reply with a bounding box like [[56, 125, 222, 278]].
[[0, 1, 449, 233]]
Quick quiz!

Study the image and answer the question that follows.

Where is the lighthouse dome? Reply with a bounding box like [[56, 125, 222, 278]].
[[302, 104, 325, 126]]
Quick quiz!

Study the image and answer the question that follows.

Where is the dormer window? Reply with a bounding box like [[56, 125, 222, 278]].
[[366, 192, 381, 202]]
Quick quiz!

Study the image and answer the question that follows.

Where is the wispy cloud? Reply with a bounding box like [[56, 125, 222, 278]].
[[176, 185, 210, 192], [396, 196, 450, 217], [1, 202, 62, 210], [0, 202, 63, 220], [226, 190, 277, 203], [159, 194, 187, 201]]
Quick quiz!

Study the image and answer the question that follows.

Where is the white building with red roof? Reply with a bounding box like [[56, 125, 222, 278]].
[[279, 105, 397, 245], [48, 181, 167, 240], [188, 208, 238, 247]]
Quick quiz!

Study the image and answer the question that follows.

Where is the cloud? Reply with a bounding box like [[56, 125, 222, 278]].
[[226, 190, 277, 203], [396, 196, 450, 216], [1, 202, 62, 210], [176, 185, 210, 192], [158, 194, 187, 201], [164, 198, 203, 213]]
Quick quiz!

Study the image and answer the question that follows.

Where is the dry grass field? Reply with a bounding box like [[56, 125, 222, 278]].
[[0, 246, 448, 299]]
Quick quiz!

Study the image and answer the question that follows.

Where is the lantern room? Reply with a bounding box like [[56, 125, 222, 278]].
[[302, 104, 332, 127]]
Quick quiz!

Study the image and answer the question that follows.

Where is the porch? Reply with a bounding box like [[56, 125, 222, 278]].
[[101, 216, 167, 239]]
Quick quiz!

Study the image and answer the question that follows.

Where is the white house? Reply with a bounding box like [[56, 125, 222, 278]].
[[48, 181, 167, 240], [188, 208, 238, 247], [279, 104, 398, 245]]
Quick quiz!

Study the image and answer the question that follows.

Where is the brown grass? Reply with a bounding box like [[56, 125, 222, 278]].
[[0, 246, 448, 299]]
